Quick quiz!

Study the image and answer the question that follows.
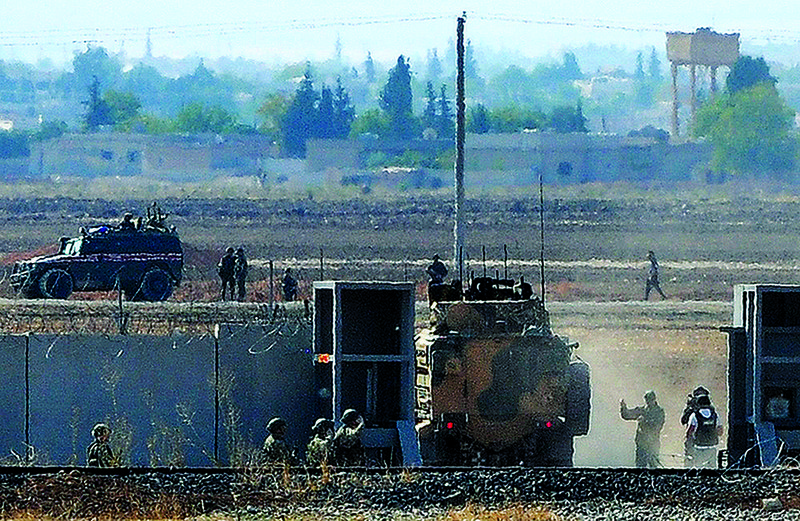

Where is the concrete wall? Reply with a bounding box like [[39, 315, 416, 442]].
[[0, 323, 315, 467]]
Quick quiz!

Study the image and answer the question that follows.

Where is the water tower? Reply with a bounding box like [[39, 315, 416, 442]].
[[666, 28, 739, 138]]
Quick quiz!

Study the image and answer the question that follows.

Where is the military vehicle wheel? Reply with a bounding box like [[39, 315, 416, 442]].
[[38, 269, 74, 299], [138, 268, 173, 301], [565, 360, 591, 436]]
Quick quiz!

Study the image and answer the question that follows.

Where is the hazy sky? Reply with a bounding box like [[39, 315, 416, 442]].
[[2, 1, 799, 66]]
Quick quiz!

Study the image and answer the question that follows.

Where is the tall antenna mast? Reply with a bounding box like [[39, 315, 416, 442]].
[[453, 13, 466, 288], [539, 167, 546, 306]]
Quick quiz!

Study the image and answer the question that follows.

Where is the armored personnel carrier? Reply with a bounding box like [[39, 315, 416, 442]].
[[416, 277, 591, 466], [10, 207, 182, 301]]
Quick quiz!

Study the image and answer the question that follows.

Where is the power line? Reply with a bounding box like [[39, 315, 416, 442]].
[[3, 12, 800, 51]]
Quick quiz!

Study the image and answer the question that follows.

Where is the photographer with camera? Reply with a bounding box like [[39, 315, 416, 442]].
[[681, 386, 710, 426]]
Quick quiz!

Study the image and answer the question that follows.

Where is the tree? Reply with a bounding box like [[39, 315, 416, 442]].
[[562, 52, 582, 81], [437, 84, 454, 139], [174, 103, 236, 133], [648, 47, 662, 84], [82, 76, 113, 131], [104, 90, 141, 128], [282, 65, 319, 157], [548, 102, 588, 133], [317, 86, 336, 138], [380, 55, 417, 139], [635, 52, 645, 82], [467, 104, 491, 134], [0, 130, 29, 158], [426, 49, 442, 81], [71, 47, 122, 95], [257, 93, 291, 143], [465, 40, 479, 80], [332, 77, 355, 138], [726, 56, 777, 95], [364, 52, 376, 84], [422, 81, 438, 131], [490, 106, 546, 133], [350, 108, 390, 138], [695, 83, 797, 176]]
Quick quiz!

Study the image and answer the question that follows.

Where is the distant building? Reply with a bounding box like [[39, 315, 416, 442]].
[[28, 132, 275, 179], [306, 132, 712, 186]]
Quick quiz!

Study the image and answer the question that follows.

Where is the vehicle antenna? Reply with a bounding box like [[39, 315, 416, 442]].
[[453, 13, 466, 292], [503, 244, 508, 280], [539, 167, 546, 306], [482, 245, 487, 279]]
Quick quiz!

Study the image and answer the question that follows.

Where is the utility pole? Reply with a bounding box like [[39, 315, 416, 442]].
[[453, 13, 466, 288]]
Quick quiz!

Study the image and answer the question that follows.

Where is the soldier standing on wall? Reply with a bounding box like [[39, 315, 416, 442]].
[[87, 423, 116, 467], [333, 409, 365, 466], [282, 268, 298, 301], [620, 391, 665, 468], [262, 417, 294, 465], [234, 247, 248, 302], [644, 250, 667, 300], [306, 418, 334, 467], [218, 247, 236, 301]]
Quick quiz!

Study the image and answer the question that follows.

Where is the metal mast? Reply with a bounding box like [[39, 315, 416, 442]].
[[453, 13, 466, 286]]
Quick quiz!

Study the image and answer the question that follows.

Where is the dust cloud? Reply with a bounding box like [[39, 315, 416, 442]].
[[568, 327, 727, 467]]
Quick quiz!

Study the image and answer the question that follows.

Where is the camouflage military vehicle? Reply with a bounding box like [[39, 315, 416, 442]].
[[10, 209, 182, 302], [416, 278, 591, 466]]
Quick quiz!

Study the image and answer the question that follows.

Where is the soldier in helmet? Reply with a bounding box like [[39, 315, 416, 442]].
[[87, 423, 116, 467], [262, 417, 294, 465], [119, 212, 136, 231], [306, 418, 334, 467], [620, 390, 665, 468], [333, 409, 365, 466]]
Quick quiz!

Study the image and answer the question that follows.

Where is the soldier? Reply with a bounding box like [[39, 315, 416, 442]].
[[644, 250, 667, 300], [333, 409, 365, 466], [119, 212, 136, 231], [282, 268, 298, 302], [262, 417, 294, 465], [87, 423, 116, 467], [306, 418, 334, 467], [685, 394, 723, 468], [426, 254, 448, 285], [620, 390, 665, 468], [234, 247, 248, 302], [217, 247, 236, 301]]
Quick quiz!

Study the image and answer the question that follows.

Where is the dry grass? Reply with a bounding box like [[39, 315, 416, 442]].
[[435, 503, 561, 521]]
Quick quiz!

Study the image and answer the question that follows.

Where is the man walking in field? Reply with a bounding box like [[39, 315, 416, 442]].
[[644, 250, 667, 300], [620, 390, 665, 468]]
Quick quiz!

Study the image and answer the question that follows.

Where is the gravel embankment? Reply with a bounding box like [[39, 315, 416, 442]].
[[1, 467, 799, 519]]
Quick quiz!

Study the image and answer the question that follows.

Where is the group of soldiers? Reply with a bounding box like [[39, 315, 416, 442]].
[[86, 409, 366, 468], [620, 386, 723, 468], [217, 247, 248, 301], [261, 409, 365, 467]]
